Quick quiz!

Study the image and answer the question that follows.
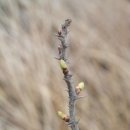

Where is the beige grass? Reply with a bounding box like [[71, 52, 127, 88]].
[[0, 0, 130, 130]]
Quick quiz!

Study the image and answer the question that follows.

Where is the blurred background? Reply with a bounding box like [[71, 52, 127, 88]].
[[0, 0, 130, 130]]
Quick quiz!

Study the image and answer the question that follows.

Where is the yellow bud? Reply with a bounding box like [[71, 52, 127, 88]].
[[60, 59, 67, 69], [57, 111, 65, 119], [75, 82, 85, 95], [78, 82, 84, 90], [57, 111, 70, 122]]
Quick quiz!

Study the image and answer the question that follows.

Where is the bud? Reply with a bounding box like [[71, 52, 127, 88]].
[[78, 82, 84, 90], [60, 59, 67, 69], [57, 111, 70, 122], [75, 82, 85, 95]]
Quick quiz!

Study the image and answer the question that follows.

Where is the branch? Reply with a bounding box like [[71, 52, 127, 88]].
[[56, 19, 85, 130]]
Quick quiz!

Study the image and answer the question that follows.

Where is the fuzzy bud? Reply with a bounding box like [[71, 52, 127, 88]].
[[60, 59, 67, 69], [57, 111, 70, 122], [75, 82, 85, 95]]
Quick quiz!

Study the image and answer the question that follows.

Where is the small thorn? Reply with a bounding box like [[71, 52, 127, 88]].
[[67, 74, 72, 78], [54, 33, 58, 37], [57, 34, 64, 38], [65, 60, 70, 64], [67, 121, 73, 126], [54, 57, 60, 60], [64, 59, 68, 62], [63, 45, 69, 49], [67, 120, 78, 127], [58, 36, 64, 41], [63, 77, 69, 82], [67, 124, 72, 127], [76, 95, 87, 100]]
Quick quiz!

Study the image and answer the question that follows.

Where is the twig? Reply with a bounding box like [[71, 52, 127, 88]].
[[56, 19, 79, 130], [56, 19, 85, 130]]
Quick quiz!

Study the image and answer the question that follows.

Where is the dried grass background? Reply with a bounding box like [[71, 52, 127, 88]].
[[0, 0, 130, 130]]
